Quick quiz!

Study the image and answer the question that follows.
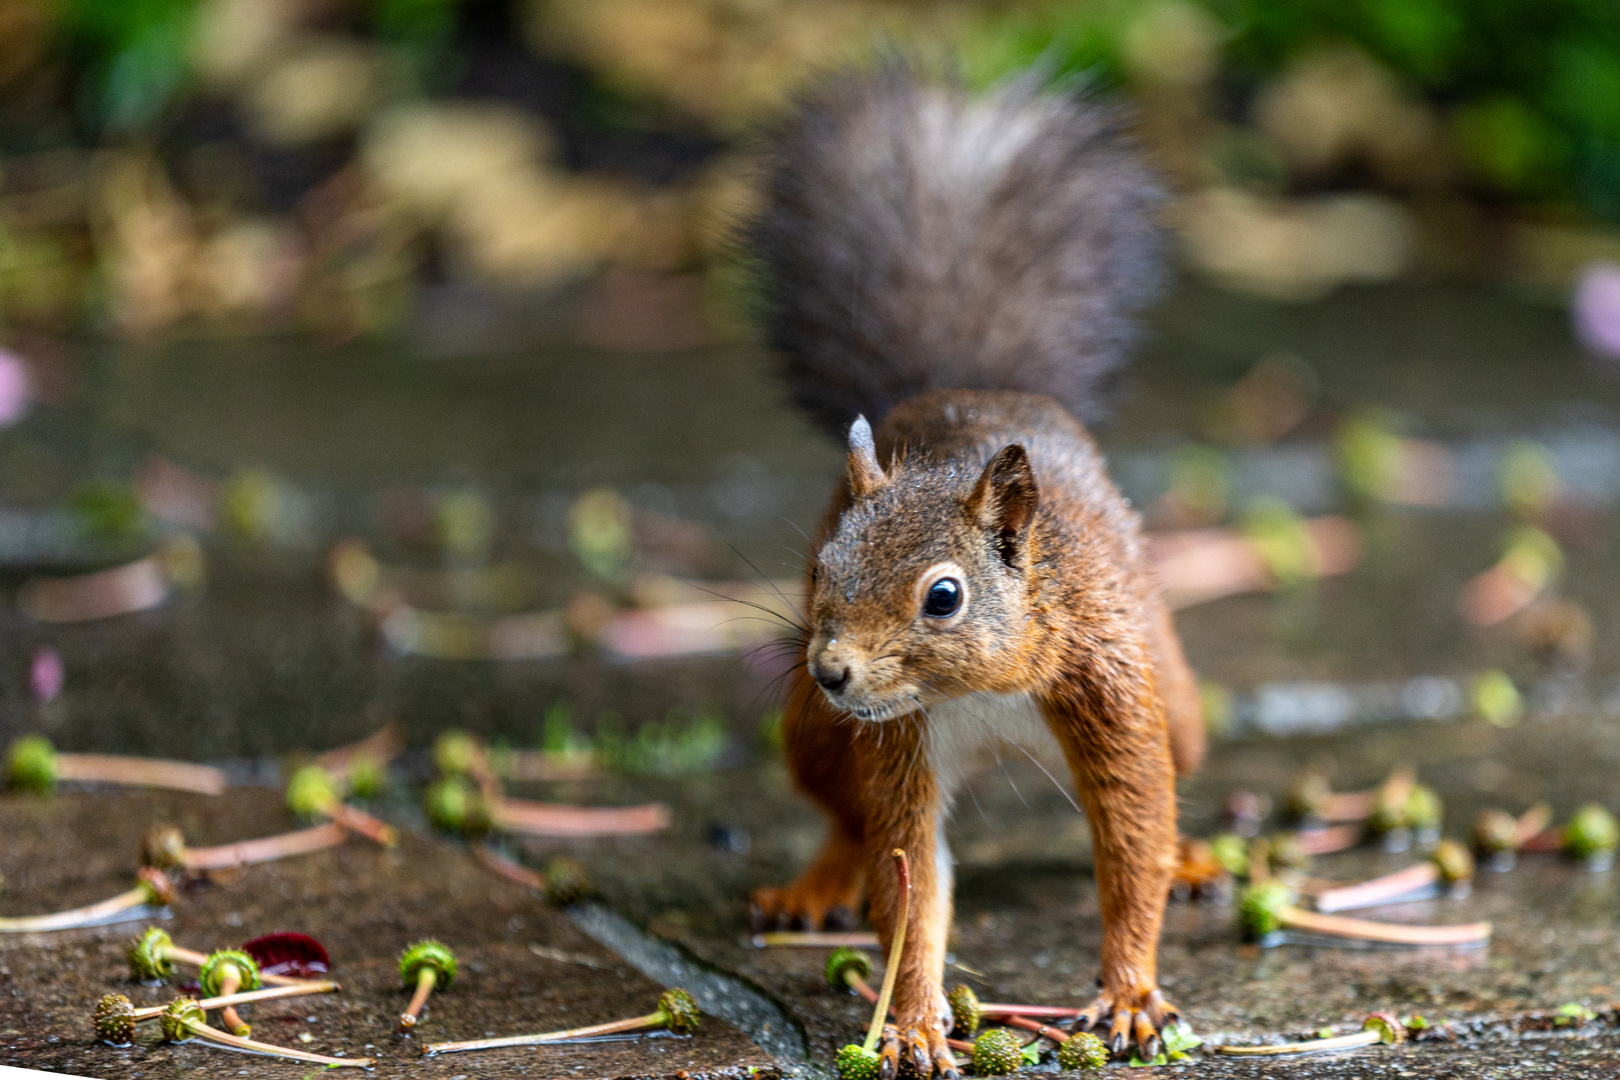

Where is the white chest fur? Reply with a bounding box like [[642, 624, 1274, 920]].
[[923, 691, 1066, 797]]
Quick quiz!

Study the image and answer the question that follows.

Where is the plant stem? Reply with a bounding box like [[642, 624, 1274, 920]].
[[978, 1004, 1084, 1019], [0, 876, 169, 933], [1003, 1015, 1070, 1042], [131, 981, 340, 1022], [1281, 906, 1491, 945], [423, 1010, 667, 1054], [1218, 1030, 1381, 1056], [399, 967, 438, 1032], [1312, 862, 1439, 914], [163, 942, 307, 987], [319, 798, 398, 847], [176, 1012, 371, 1067], [492, 797, 670, 838], [1295, 824, 1363, 855], [864, 849, 910, 1054], [753, 931, 878, 948], [53, 754, 226, 795], [182, 823, 347, 871]]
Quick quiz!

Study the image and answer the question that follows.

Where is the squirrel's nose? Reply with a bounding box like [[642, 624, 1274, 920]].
[[813, 664, 851, 693]]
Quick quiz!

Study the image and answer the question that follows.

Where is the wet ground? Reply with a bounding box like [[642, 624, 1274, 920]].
[[3, 281, 1620, 1075]]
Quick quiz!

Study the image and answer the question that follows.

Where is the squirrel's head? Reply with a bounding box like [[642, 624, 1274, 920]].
[[806, 416, 1040, 720]]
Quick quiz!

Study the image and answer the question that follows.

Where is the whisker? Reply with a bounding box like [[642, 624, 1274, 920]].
[[727, 544, 809, 628]]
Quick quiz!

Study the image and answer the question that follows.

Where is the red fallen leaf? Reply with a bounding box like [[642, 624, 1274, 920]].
[[242, 932, 330, 978]]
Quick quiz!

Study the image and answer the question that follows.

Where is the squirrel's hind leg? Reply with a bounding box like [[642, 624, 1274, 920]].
[[749, 671, 867, 932]]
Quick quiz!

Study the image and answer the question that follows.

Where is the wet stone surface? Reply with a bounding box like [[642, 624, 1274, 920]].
[[0, 788, 775, 1079]]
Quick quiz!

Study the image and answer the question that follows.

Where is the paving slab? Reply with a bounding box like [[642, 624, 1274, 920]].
[[0, 787, 775, 1079]]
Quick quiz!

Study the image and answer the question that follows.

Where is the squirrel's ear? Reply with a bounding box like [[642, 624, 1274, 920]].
[[846, 415, 888, 499], [969, 444, 1039, 569]]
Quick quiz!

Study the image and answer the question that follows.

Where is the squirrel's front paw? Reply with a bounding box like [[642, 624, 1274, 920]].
[[748, 883, 859, 932], [877, 1019, 958, 1079], [1073, 985, 1178, 1061]]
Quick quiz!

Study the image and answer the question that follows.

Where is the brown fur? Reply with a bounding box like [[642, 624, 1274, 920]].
[[747, 67, 1197, 1071], [753, 393, 1204, 1068]]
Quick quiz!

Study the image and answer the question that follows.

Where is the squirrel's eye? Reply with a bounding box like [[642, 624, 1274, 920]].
[[922, 578, 962, 618]]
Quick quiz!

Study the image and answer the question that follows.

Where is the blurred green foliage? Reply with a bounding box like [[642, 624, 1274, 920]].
[[966, 0, 1620, 219]]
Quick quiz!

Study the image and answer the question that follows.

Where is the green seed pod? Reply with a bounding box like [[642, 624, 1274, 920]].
[[946, 983, 982, 1037], [1369, 785, 1410, 835], [972, 1028, 1024, 1076], [346, 755, 387, 800], [1264, 832, 1310, 872], [199, 949, 262, 997], [657, 988, 700, 1035], [1056, 1030, 1108, 1070], [1284, 772, 1331, 822], [1238, 880, 1296, 940], [285, 765, 336, 818], [1431, 839, 1474, 886], [93, 993, 136, 1045], [836, 1043, 881, 1080], [1471, 809, 1519, 855], [1362, 1012, 1406, 1045], [140, 826, 187, 871], [399, 939, 457, 991], [825, 946, 872, 990], [422, 776, 492, 837], [1405, 785, 1443, 832], [543, 856, 589, 906], [1208, 833, 1249, 878], [1564, 805, 1619, 862], [432, 731, 482, 778], [161, 997, 206, 1043], [128, 926, 175, 981], [135, 867, 176, 908], [7, 735, 57, 794]]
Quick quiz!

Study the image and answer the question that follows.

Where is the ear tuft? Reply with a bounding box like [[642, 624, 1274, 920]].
[[846, 415, 887, 499], [969, 444, 1039, 568]]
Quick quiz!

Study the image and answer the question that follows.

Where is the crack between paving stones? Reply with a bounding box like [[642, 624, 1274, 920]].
[[569, 901, 816, 1076]]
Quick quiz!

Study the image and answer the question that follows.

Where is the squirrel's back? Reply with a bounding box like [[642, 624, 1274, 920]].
[[752, 64, 1165, 437]]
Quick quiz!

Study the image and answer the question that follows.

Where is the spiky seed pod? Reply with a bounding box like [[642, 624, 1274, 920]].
[[946, 984, 982, 1037], [129, 926, 175, 981], [1405, 785, 1442, 832], [836, 1043, 881, 1080], [433, 731, 481, 778], [7, 735, 57, 794], [286, 766, 337, 818], [1265, 832, 1310, 872], [1208, 833, 1249, 877], [1369, 785, 1410, 835], [161, 997, 206, 1043], [1565, 805, 1619, 862], [1362, 1012, 1406, 1045], [657, 988, 700, 1035], [825, 947, 872, 990], [1472, 809, 1519, 855], [1431, 839, 1474, 885], [135, 867, 177, 908], [199, 950, 262, 997], [1056, 1030, 1108, 1070], [1238, 880, 1296, 940], [542, 856, 589, 906], [422, 777, 492, 838], [972, 1028, 1024, 1075], [399, 940, 458, 990], [140, 826, 187, 871], [93, 993, 137, 1045], [1285, 772, 1331, 822], [346, 756, 387, 799]]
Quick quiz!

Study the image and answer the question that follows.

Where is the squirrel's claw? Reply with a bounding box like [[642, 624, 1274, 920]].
[[1075, 986, 1179, 1061], [748, 884, 860, 932], [879, 1019, 954, 1079], [877, 1024, 903, 1080]]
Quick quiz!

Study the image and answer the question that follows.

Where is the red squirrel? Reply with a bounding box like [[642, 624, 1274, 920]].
[[744, 66, 1206, 1073]]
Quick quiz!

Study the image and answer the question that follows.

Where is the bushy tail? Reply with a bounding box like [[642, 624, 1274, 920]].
[[752, 64, 1166, 436]]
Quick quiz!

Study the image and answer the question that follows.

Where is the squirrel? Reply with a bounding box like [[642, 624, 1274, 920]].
[[744, 64, 1206, 1073]]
